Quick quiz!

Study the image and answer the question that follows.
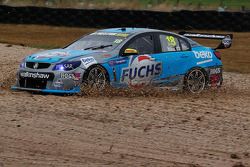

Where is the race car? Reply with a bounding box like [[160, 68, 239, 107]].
[[12, 28, 233, 94]]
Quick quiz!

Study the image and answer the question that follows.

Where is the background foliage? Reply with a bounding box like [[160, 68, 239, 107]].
[[1, 0, 250, 11]]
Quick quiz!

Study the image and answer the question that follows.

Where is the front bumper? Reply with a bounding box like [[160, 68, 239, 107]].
[[12, 67, 85, 94]]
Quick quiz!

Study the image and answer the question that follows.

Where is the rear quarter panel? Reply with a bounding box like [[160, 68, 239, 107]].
[[190, 46, 222, 70]]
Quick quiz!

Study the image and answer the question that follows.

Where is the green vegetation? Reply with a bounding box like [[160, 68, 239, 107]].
[[2, 0, 250, 11]]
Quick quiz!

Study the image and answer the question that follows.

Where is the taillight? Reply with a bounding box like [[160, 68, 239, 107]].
[[214, 51, 221, 60]]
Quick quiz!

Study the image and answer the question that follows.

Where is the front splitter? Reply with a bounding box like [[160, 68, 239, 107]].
[[11, 86, 81, 94]]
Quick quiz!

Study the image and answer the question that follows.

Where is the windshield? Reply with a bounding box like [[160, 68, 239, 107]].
[[65, 32, 131, 51]]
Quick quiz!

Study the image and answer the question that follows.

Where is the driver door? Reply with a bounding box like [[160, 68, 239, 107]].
[[111, 33, 163, 87]]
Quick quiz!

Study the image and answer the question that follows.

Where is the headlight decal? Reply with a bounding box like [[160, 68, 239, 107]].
[[53, 61, 81, 71]]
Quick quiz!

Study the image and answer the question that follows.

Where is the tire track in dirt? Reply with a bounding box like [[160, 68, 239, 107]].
[[0, 44, 250, 167]]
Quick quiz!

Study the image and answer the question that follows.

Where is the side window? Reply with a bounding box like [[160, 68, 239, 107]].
[[179, 38, 190, 51], [159, 34, 181, 52], [127, 35, 154, 54]]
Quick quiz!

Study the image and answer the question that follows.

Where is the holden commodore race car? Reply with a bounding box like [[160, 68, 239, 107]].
[[12, 28, 233, 94]]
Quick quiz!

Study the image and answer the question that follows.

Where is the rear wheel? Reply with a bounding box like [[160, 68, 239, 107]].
[[184, 69, 206, 93], [81, 65, 109, 94]]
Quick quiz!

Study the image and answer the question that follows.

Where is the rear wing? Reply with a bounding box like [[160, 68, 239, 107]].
[[179, 31, 233, 50]]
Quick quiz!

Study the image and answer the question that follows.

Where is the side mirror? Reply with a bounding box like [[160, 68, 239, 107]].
[[123, 48, 139, 56]]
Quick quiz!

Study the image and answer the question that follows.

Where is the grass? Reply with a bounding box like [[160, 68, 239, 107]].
[[168, 0, 250, 7], [142, 0, 250, 9], [0, 24, 249, 73], [0, 24, 96, 49], [3, 0, 250, 11]]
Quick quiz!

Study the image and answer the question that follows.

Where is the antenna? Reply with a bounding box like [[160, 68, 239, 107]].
[[121, 27, 126, 31]]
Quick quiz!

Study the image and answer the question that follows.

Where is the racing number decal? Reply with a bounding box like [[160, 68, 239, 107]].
[[166, 36, 176, 47]]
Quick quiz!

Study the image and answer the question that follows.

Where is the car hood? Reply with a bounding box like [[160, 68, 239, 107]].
[[26, 49, 103, 63]]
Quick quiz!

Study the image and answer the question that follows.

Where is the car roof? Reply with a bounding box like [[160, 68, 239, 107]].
[[98, 28, 201, 47], [99, 27, 174, 35]]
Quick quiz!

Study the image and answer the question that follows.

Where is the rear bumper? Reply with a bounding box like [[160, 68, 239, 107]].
[[11, 86, 81, 94], [205, 66, 223, 87]]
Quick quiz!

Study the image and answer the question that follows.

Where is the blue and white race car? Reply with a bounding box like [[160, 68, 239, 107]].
[[12, 28, 233, 94]]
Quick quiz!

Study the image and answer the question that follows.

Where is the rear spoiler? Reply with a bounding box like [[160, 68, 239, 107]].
[[179, 31, 233, 50]]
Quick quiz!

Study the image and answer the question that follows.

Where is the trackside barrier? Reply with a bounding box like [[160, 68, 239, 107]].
[[0, 5, 249, 31]]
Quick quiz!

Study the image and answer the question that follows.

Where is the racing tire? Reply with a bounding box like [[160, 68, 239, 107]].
[[184, 68, 207, 94], [81, 65, 109, 95]]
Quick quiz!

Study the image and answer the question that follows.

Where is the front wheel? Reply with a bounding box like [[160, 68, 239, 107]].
[[184, 69, 207, 94], [81, 65, 109, 94]]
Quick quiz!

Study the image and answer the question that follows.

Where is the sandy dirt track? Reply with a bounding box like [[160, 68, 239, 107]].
[[0, 44, 250, 167]]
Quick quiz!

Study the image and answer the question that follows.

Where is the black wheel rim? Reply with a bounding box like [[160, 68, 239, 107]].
[[86, 67, 107, 91], [187, 69, 206, 93]]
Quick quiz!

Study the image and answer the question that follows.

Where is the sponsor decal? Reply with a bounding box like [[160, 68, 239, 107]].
[[121, 55, 162, 86], [222, 35, 232, 48], [35, 51, 70, 59], [102, 54, 112, 58], [114, 39, 123, 44], [60, 73, 81, 81], [193, 51, 213, 59], [194, 51, 213, 65], [81, 57, 97, 68], [210, 68, 221, 75], [183, 33, 225, 39], [63, 63, 73, 69], [91, 32, 117, 36], [91, 32, 129, 37], [197, 59, 213, 65], [108, 58, 127, 66], [115, 33, 129, 37], [54, 79, 64, 88], [20, 72, 50, 79]]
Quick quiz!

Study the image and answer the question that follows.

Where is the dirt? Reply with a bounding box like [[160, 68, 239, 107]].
[[0, 44, 250, 167]]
